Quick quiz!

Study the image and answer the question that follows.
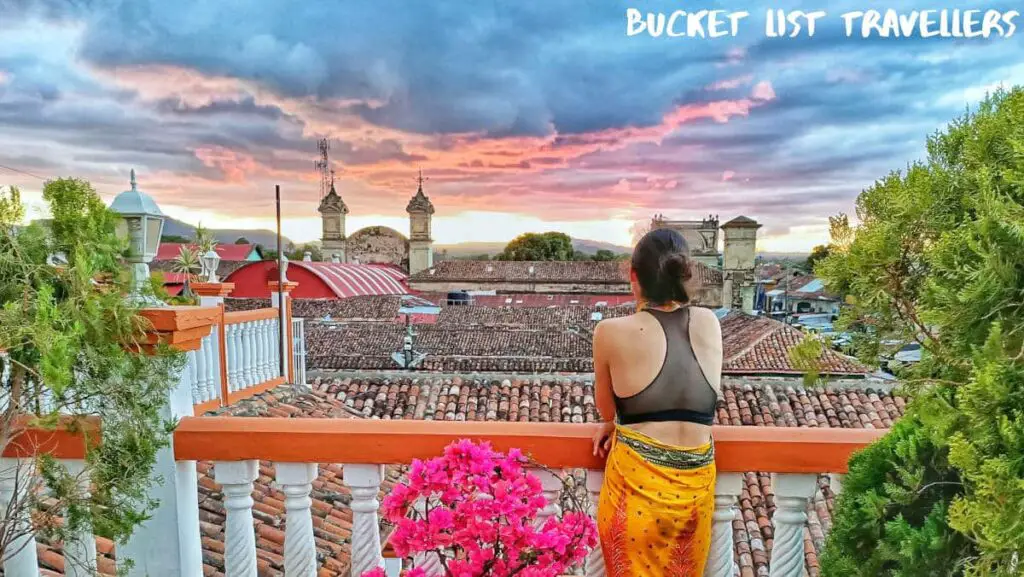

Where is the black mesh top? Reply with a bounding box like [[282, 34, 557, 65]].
[[613, 307, 718, 426]]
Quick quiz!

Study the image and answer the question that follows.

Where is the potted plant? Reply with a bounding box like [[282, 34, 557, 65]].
[[363, 439, 597, 577]]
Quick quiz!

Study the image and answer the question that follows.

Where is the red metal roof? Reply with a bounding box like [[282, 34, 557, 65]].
[[293, 262, 409, 298], [156, 243, 259, 262]]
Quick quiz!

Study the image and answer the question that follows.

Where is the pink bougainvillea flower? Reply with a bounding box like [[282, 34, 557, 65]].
[[364, 439, 597, 577]]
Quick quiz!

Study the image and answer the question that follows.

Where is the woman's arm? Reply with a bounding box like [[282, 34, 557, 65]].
[[593, 320, 617, 422], [592, 320, 617, 457]]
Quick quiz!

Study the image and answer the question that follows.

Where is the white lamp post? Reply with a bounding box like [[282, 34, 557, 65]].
[[110, 169, 166, 307], [201, 249, 221, 283]]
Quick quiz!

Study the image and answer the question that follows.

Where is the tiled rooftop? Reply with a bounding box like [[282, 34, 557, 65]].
[[408, 259, 724, 288], [226, 295, 404, 321], [719, 311, 867, 375], [311, 375, 901, 427], [303, 307, 869, 376]]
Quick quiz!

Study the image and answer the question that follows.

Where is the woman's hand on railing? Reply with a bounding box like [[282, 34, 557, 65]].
[[592, 421, 615, 458]]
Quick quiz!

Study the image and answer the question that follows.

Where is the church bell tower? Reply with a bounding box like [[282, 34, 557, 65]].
[[318, 182, 348, 262], [406, 171, 435, 275]]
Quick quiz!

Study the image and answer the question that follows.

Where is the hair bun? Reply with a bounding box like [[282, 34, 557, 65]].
[[660, 253, 693, 282]]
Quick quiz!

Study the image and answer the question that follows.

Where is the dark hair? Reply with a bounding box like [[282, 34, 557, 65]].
[[631, 228, 693, 305]]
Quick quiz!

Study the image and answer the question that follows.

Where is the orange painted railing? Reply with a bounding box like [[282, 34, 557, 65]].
[[223, 307, 279, 325], [173, 418, 884, 473], [1, 415, 101, 459]]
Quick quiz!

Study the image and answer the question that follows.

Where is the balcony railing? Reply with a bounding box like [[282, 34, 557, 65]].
[[2, 416, 883, 577], [182, 304, 295, 412]]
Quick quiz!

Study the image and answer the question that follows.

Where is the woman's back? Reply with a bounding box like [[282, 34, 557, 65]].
[[596, 304, 722, 447]]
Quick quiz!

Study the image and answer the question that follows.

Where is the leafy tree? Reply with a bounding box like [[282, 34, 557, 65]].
[[289, 243, 322, 262], [498, 232, 574, 261], [817, 88, 1024, 576], [805, 244, 831, 272], [0, 180, 181, 570], [592, 249, 619, 262], [234, 237, 250, 245]]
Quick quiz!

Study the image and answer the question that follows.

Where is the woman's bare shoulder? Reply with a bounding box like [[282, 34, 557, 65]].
[[688, 306, 721, 325], [594, 314, 643, 341], [688, 307, 723, 339]]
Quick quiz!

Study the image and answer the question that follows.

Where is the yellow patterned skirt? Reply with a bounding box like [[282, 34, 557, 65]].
[[596, 425, 716, 577]]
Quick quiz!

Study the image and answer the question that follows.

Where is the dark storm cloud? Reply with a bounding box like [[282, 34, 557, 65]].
[[1, 0, 1023, 239]]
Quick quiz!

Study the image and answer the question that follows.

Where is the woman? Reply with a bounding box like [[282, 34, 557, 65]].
[[592, 228, 723, 576]]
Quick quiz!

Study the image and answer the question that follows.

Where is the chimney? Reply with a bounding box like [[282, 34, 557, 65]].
[[720, 216, 762, 314]]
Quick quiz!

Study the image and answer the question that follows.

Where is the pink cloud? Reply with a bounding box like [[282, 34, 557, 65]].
[[722, 170, 735, 181], [752, 81, 776, 101], [78, 63, 784, 223], [707, 75, 753, 91]]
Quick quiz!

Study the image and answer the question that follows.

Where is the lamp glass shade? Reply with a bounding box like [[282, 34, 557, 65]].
[[144, 215, 164, 260]]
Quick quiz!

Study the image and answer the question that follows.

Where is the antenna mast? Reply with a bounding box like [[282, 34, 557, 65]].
[[314, 138, 331, 200]]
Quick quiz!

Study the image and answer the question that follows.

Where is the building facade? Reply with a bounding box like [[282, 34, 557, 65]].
[[317, 177, 435, 275], [651, 214, 721, 267], [721, 216, 762, 314]]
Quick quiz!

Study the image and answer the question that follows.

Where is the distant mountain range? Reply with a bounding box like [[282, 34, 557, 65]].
[[161, 217, 294, 249]]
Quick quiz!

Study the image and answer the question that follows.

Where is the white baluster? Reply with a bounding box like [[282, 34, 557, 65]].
[[276, 463, 318, 577], [187, 349, 199, 405], [194, 337, 209, 403], [254, 320, 265, 384], [63, 459, 97, 577], [226, 324, 239, 392], [0, 458, 39, 577], [232, 323, 244, 391], [205, 327, 219, 402], [768, 474, 817, 577], [344, 464, 385, 576], [704, 473, 742, 577], [241, 322, 254, 388], [270, 319, 281, 380], [254, 320, 266, 383], [529, 468, 562, 527], [585, 470, 606, 577], [215, 460, 259, 577], [264, 319, 276, 383]]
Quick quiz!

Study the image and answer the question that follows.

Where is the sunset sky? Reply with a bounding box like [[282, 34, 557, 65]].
[[1, 1, 1022, 250]]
